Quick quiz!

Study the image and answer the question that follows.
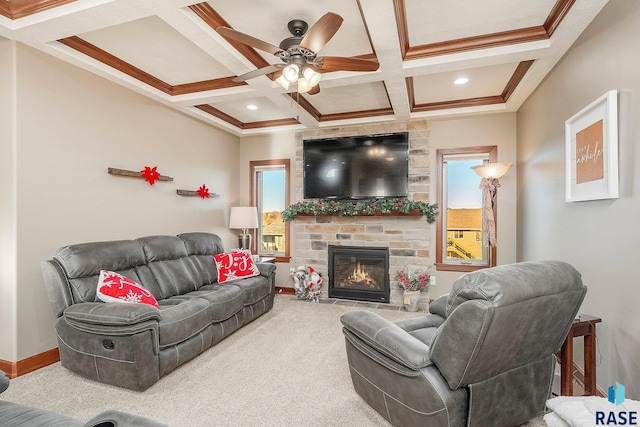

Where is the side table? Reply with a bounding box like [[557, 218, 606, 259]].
[[560, 314, 601, 396], [257, 257, 276, 264]]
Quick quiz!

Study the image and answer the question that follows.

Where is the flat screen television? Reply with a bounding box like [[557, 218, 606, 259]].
[[303, 132, 409, 200]]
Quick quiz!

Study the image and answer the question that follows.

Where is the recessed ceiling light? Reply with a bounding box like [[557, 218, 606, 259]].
[[454, 77, 469, 85], [246, 104, 258, 110]]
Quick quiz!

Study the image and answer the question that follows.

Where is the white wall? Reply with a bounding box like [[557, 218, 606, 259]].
[[4, 43, 240, 361], [517, 0, 640, 397], [238, 131, 297, 288], [429, 113, 518, 298], [0, 40, 18, 361]]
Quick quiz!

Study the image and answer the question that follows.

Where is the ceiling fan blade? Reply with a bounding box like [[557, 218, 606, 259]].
[[233, 64, 284, 82], [216, 27, 282, 55], [316, 56, 379, 72], [300, 13, 343, 54]]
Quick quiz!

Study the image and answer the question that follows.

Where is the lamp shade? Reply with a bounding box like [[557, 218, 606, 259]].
[[471, 162, 512, 179], [229, 207, 259, 230]]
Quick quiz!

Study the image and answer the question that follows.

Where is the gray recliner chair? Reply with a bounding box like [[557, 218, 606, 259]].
[[0, 371, 169, 426], [340, 260, 587, 427]]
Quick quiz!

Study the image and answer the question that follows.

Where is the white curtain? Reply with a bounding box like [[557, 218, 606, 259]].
[[480, 178, 497, 247]]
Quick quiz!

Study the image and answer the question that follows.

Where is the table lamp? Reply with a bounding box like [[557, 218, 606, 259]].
[[229, 206, 259, 251]]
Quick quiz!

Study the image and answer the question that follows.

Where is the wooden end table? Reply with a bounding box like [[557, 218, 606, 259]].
[[560, 314, 601, 396]]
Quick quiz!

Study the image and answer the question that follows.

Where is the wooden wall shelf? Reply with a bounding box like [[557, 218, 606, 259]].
[[108, 167, 173, 182], [176, 189, 219, 198]]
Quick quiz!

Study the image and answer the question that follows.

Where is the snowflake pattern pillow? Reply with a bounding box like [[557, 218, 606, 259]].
[[213, 251, 260, 284], [96, 270, 160, 309]]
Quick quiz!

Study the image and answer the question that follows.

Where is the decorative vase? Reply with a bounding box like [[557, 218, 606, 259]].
[[403, 290, 421, 312]]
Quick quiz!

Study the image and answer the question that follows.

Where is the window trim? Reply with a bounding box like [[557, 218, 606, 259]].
[[249, 159, 291, 263], [435, 146, 497, 272]]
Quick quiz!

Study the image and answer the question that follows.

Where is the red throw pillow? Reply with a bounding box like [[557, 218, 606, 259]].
[[97, 270, 160, 309], [213, 251, 260, 284]]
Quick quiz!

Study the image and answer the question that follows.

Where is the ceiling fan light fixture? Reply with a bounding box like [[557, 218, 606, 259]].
[[303, 67, 321, 86], [282, 64, 299, 83], [276, 74, 290, 90], [297, 76, 313, 93]]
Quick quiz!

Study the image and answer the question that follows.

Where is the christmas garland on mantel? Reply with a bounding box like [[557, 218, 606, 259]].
[[282, 198, 438, 223]]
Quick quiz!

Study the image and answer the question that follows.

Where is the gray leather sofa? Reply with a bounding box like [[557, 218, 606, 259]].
[[42, 232, 276, 391], [340, 260, 587, 427], [1, 370, 168, 426]]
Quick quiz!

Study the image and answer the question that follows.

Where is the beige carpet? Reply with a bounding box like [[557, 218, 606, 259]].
[[2, 295, 547, 426]]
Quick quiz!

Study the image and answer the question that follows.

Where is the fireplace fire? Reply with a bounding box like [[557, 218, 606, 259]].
[[343, 261, 376, 288], [328, 245, 390, 303]]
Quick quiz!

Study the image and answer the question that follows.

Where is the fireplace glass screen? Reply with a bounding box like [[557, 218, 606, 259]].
[[328, 245, 389, 303]]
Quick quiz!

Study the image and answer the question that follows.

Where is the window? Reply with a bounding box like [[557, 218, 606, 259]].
[[250, 159, 290, 262], [436, 146, 497, 272]]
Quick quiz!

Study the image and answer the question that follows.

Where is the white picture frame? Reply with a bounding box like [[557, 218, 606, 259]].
[[565, 90, 619, 202]]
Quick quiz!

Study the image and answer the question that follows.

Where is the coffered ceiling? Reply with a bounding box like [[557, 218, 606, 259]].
[[1, 0, 608, 136]]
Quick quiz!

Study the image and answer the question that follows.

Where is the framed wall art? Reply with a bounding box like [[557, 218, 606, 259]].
[[565, 90, 618, 202]]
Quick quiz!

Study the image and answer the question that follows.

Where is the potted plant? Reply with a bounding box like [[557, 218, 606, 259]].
[[395, 267, 431, 312]]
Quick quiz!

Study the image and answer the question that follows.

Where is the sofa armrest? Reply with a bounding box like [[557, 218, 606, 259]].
[[340, 310, 433, 370], [83, 410, 169, 427], [41, 260, 75, 318], [64, 302, 161, 327], [256, 262, 276, 278], [0, 371, 8, 394]]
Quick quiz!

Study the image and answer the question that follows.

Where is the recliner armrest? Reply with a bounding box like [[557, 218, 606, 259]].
[[340, 310, 433, 370], [63, 302, 161, 326], [429, 294, 448, 318]]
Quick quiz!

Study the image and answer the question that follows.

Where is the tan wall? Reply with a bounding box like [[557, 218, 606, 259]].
[[517, 0, 640, 397], [0, 39, 17, 361], [4, 43, 240, 361]]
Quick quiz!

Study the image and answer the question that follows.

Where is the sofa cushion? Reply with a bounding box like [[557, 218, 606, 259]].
[[214, 251, 260, 284], [156, 297, 211, 349], [54, 241, 146, 303], [230, 275, 271, 306], [179, 232, 224, 256], [178, 233, 225, 286], [136, 236, 202, 297], [137, 235, 188, 261], [182, 285, 244, 322], [97, 270, 159, 309]]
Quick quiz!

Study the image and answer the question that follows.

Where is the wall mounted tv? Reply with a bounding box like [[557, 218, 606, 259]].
[[303, 132, 409, 200]]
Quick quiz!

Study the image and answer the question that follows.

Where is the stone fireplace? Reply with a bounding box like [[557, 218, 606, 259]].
[[293, 119, 432, 307], [328, 245, 389, 303]]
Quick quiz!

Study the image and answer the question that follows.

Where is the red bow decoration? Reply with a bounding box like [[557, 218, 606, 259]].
[[141, 166, 161, 185], [196, 184, 210, 199]]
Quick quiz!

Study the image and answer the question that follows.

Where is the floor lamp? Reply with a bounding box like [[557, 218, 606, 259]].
[[470, 162, 512, 247], [229, 206, 259, 251]]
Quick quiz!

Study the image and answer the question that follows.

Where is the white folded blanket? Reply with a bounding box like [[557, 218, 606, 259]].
[[545, 396, 640, 427]]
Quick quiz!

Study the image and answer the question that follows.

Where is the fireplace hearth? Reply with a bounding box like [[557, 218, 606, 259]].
[[328, 245, 390, 303]]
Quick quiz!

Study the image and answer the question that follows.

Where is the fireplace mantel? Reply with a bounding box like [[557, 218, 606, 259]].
[[294, 209, 423, 218]]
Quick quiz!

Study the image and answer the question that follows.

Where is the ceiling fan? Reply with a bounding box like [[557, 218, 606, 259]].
[[216, 13, 379, 95]]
